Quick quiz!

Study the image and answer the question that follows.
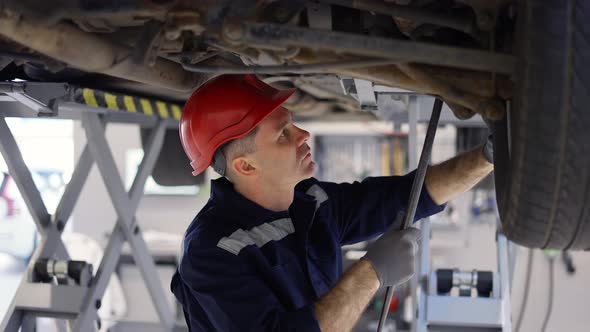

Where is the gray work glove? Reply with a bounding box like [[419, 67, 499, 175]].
[[362, 227, 422, 288]]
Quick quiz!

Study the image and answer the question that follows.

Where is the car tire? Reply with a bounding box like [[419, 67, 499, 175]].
[[496, 0, 590, 249]]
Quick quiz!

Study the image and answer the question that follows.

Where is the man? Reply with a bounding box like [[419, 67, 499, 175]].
[[170, 74, 493, 331]]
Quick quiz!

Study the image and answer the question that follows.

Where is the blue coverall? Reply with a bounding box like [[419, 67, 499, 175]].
[[171, 171, 446, 331]]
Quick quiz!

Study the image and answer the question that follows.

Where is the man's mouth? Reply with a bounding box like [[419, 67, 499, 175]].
[[300, 147, 311, 161]]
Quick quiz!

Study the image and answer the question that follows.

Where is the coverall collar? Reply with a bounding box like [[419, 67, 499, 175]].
[[210, 177, 318, 229], [210, 177, 319, 229]]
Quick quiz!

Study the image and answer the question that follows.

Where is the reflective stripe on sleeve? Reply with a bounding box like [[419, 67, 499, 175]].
[[217, 218, 295, 255], [306, 184, 329, 209]]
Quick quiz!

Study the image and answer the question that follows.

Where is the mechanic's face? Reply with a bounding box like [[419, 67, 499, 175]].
[[252, 107, 315, 187]]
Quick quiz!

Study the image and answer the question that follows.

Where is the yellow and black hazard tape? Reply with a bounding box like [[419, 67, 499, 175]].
[[72, 88, 184, 121]]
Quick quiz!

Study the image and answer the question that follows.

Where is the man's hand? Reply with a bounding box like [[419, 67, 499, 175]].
[[362, 227, 422, 288]]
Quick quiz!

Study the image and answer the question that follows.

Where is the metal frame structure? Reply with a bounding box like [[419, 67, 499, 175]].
[[228, 22, 515, 75], [404, 96, 515, 332], [378, 98, 443, 331], [414, 222, 514, 332], [0, 82, 183, 331], [344, 78, 489, 127]]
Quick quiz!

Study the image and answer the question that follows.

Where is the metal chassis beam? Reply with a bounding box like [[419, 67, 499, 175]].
[[0, 100, 179, 128], [231, 22, 516, 75], [0, 97, 175, 331], [0, 81, 181, 129], [0, 82, 70, 115]]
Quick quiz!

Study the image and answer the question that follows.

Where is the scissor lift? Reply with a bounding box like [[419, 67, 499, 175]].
[[0, 81, 185, 331]]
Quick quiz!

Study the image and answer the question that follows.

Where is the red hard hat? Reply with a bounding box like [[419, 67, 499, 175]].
[[179, 74, 295, 176]]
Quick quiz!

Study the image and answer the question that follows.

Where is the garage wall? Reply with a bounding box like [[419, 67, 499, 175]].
[[511, 249, 590, 332], [431, 217, 590, 332], [431, 191, 590, 332]]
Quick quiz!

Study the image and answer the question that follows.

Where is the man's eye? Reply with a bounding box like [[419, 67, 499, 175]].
[[280, 129, 288, 137]]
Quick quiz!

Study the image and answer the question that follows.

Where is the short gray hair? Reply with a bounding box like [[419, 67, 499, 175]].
[[212, 127, 259, 178]]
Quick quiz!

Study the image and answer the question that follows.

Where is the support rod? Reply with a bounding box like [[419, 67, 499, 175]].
[[182, 58, 400, 74], [377, 98, 443, 332]]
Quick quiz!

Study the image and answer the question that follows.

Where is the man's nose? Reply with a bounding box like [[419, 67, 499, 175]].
[[295, 126, 310, 145]]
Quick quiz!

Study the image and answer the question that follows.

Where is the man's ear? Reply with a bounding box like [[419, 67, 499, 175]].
[[231, 155, 257, 177]]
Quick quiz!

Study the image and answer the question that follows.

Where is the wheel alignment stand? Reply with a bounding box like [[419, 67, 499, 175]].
[[378, 96, 515, 332], [0, 88, 176, 331], [411, 98, 514, 332], [414, 219, 514, 332]]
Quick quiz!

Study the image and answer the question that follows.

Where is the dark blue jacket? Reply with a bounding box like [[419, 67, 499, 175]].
[[171, 171, 445, 331]]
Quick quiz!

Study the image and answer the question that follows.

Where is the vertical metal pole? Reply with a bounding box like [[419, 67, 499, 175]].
[[497, 232, 513, 332], [409, 95, 421, 332], [508, 241, 518, 289], [416, 220, 431, 332], [408, 96, 418, 169], [401, 98, 442, 229], [377, 98, 443, 332]]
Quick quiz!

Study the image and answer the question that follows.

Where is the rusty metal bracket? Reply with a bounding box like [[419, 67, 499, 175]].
[[397, 63, 505, 120]]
